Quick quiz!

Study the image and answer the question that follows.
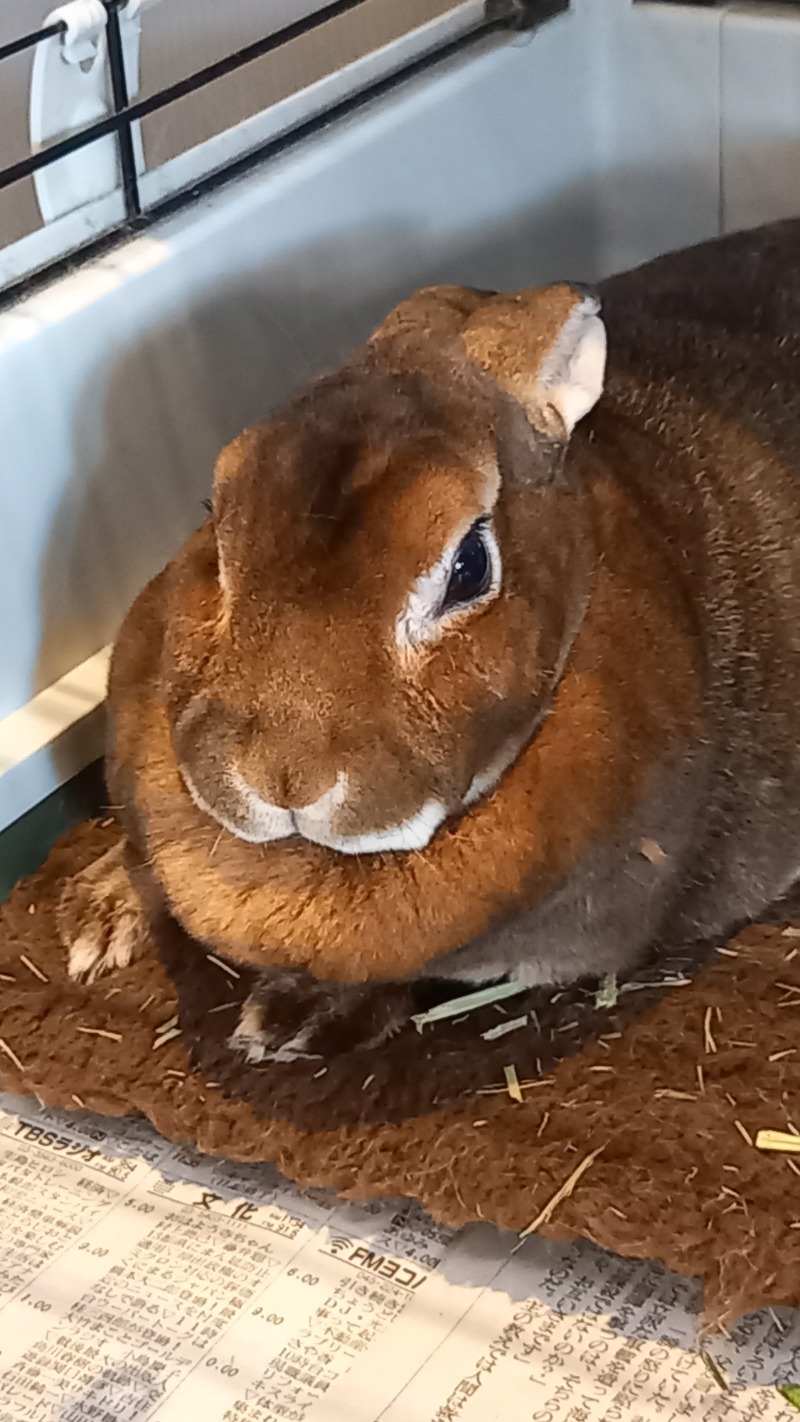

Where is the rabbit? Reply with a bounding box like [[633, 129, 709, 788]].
[[58, 217, 800, 1061]]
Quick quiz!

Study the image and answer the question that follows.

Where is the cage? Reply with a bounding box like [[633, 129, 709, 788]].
[[1, 5, 800, 1413]]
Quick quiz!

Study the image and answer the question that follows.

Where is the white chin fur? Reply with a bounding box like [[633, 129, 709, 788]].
[[180, 765, 296, 844], [183, 737, 527, 853], [300, 799, 448, 854], [181, 763, 448, 853]]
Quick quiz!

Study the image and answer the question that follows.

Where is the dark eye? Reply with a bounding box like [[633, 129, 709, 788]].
[[441, 522, 493, 613]]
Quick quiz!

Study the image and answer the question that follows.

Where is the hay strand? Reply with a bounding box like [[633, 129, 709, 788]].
[[595, 974, 619, 1010], [520, 1146, 605, 1238], [152, 1026, 182, 1050], [206, 954, 241, 979], [0, 1038, 24, 1072], [412, 981, 527, 1028], [734, 1120, 754, 1148], [19, 955, 48, 983], [755, 1129, 800, 1155], [76, 1027, 122, 1042], [482, 1016, 528, 1042]]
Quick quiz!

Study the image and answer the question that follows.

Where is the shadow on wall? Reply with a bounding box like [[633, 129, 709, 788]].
[[36, 179, 601, 786]]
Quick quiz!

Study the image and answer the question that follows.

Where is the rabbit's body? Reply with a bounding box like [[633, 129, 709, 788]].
[[584, 226, 800, 948], [60, 219, 800, 1057]]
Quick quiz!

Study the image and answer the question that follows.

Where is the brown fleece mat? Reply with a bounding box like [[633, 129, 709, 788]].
[[1, 822, 799, 1327]]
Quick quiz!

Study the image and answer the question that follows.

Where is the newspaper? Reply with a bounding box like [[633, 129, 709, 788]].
[[0, 1091, 797, 1422]]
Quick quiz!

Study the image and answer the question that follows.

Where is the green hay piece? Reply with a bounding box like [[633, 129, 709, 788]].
[[411, 980, 528, 1028], [595, 973, 619, 1009], [481, 1015, 529, 1042]]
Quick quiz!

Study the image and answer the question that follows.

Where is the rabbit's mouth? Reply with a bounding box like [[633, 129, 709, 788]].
[[173, 688, 537, 855], [178, 757, 452, 855], [178, 731, 537, 854], [293, 793, 449, 854]]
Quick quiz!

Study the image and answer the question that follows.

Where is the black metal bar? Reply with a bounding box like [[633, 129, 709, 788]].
[[0, 126, 113, 196], [0, 13, 509, 310], [129, 0, 375, 115], [0, 0, 378, 195], [129, 0, 378, 120], [0, 20, 65, 66], [147, 14, 511, 224], [104, 0, 141, 219]]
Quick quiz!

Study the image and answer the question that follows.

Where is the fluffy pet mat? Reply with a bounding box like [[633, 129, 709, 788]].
[[2, 822, 800, 1327]]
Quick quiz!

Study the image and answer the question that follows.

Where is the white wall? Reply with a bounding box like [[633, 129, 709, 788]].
[[721, 3, 800, 233], [589, 0, 800, 278], [590, 0, 725, 274], [4, 0, 800, 829]]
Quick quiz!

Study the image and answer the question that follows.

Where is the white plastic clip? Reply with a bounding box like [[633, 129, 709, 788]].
[[54, 0, 107, 64], [29, 0, 148, 224]]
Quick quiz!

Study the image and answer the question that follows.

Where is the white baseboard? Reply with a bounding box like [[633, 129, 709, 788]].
[[0, 648, 109, 832]]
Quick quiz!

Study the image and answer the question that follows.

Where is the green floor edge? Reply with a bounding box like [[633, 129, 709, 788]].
[[0, 761, 106, 902]]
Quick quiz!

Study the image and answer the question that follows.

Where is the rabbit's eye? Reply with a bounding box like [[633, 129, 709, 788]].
[[441, 521, 492, 612]]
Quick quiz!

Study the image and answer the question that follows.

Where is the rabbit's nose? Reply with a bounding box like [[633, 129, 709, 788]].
[[262, 766, 295, 810], [257, 760, 343, 815]]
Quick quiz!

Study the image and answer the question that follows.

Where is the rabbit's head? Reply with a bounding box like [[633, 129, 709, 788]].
[[163, 283, 606, 853]]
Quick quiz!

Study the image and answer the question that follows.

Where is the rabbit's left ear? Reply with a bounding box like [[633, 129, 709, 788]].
[[460, 286, 606, 439]]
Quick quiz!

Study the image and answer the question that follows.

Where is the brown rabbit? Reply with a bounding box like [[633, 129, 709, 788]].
[[59, 218, 800, 1062]]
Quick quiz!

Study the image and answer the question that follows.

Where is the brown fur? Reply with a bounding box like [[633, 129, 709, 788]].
[[59, 221, 800, 1014], [101, 465, 698, 983]]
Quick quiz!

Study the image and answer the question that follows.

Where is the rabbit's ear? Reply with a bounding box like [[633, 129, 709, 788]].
[[369, 285, 488, 344], [461, 286, 606, 439]]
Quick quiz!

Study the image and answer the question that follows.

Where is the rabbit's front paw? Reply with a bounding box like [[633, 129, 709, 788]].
[[56, 842, 147, 984], [229, 973, 411, 1063]]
